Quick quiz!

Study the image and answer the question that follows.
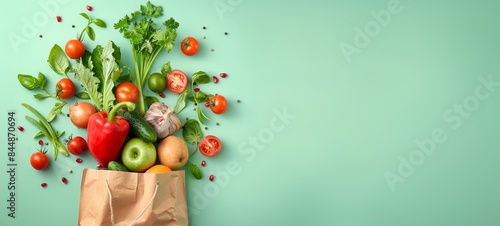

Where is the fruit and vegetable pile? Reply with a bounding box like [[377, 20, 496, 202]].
[[17, 2, 232, 184]]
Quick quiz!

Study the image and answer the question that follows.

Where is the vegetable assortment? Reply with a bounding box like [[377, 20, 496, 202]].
[[17, 1, 234, 184]]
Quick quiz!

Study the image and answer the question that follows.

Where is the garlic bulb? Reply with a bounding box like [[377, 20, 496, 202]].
[[143, 102, 182, 139]]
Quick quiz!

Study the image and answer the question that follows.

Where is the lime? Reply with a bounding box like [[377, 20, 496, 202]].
[[148, 73, 166, 92]]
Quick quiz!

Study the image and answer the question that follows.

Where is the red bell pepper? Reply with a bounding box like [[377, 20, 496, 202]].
[[87, 102, 135, 168]]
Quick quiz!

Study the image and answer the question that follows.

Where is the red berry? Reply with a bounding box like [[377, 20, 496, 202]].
[[220, 72, 227, 78], [76, 158, 83, 163], [41, 183, 47, 187], [204, 102, 210, 107], [209, 174, 214, 181], [194, 88, 200, 92], [38, 140, 44, 146], [159, 92, 165, 98], [56, 16, 62, 22], [213, 76, 219, 84], [17, 126, 24, 131], [62, 177, 68, 184], [201, 160, 206, 167], [86, 5, 93, 11]]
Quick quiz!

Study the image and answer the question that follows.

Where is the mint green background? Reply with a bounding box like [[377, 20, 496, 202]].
[[1, 0, 500, 225]]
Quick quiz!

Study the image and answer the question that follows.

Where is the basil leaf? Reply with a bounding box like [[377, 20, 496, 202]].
[[80, 13, 89, 20], [196, 106, 210, 125], [161, 61, 172, 75], [37, 72, 47, 89], [33, 94, 49, 99], [92, 18, 106, 28], [182, 119, 203, 145], [86, 26, 95, 41], [195, 90, 207, 103], [48, 44, 70, 75], [189, 162, 202, 179], [75, 92, 90, 99], [18, 74, 39, 90], [116, 73, 132, 82], [192, 71, 210, 85], [174, 89, 190, 114], [46, 102, 65, 122], [187, 96, 195, 102]]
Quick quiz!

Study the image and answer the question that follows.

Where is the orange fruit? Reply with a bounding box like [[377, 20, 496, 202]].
[[145, 164, 172, 174]]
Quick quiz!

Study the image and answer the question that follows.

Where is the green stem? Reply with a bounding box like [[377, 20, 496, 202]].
[[107, 101, 135, 121]]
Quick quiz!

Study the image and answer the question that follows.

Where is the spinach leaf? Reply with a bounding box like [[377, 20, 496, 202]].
[[182, 119, 203, 145]]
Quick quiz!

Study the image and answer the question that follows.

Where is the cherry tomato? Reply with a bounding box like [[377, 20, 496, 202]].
[[180, 37, 199, 56], [198, 135, 222, 157], [166, 70, 188, 94], [115, 81, 140, 103], [56, 78, 76, 99], [209, 94, 227, 114], [67, 136, 88, 155], [30, 151, 49, 170], [65, 39, 85, 59]]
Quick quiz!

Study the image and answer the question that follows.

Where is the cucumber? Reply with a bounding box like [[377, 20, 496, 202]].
[[108, 161, 130, 172], [123, 110, 157, 143]]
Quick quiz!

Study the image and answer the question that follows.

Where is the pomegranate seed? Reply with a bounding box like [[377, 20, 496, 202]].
[[86, 5, 93, 11], [194, 88, 200, 92], [209, 174, 215, 181], [201, 161, 206, 167], [17, 126, 24, 131], [76, 158, 83, 163], [213, 76, 219, 84], [159, 92, 165, 98], [41, 183, 47, 187], [62, 177, 68, 184], [204, 102, 210, 107], [56, 16, 62, 22], [38, 140, 44, 146], [220, 72, 227, 78]]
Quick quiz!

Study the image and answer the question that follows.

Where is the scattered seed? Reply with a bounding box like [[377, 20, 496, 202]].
[[68, 169, 73, 173], [17, 126, 24, 131], [67, 113, 70, 117], [204, 102, 210, 108], [213, 76, 219, 84], [193, 82, 197, 86], [38, 140, 44, 146], [193, 108, 196, 111], [220, 72, 227, 78], [203, 26, 206, 29], [62, 177, 68, 184], [194, 88, 200, 92], [159, 92, 165, 98], [86, 5, 93, 11], [56, 16, 62, 22], [194, 103, 198, 106], [216, 122, 220, 126], [211, 49, 214, 52], [201, 160, 206, 167], [76, 158, 83, 163], [205, 127, 208, 130], [72, 25, 75, 28], [41, 183, 47, 188], [203, 36, 206, 39], [39, 34, 43, 38], [186, 117, 189, 120], [45, 142, 49, 145], [209, 174, 215, 181], [224, 32, 228, 35], [237, 99, 241, 103]]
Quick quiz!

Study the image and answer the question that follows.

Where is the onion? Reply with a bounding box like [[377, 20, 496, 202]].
[[143, 102, 181, 139], [69, 102, 97, 128]]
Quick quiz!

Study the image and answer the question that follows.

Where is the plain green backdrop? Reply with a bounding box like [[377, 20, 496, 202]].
[[1, 0, 500, 225]]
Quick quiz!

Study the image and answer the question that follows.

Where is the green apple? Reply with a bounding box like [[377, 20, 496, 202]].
[[121, 138, 157, 172]]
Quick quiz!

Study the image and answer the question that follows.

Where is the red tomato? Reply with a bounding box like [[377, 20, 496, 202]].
[[198, 135, 222, 157], [180, 37, 199, 56], [166, 70, 188, 94], [67, 136, 88, 155], [115, 81, 140, 103], [30, 152, 49, 170], [65, 39, 85, 59], [209, 94, 227, 114], [56, 78, 76, 99]]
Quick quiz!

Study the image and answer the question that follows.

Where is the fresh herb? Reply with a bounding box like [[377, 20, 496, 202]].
[[22, 103, 69, 159], [174, 89, 190, 114], [189, 161, 202, 179], [78, 13, 106, 41], [114, 1, 179, 115], [17, 73, 67, 122], [47, 44, 70, 76], [182, 119, 203, 146], [72, 41, 120, 113]]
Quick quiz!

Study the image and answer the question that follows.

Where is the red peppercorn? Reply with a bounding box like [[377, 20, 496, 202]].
[[76, 158, 83, 163], [194, 88, 200, 92], [201, 160, 206, 167], [209, 174, 214, 181], [220, 72, 227, 78], [41, 183, 47, 187], [159, 92, 165, 98], [62, 177, 68, 184], [213, 76, 219, 84], [17, 126, 24, 131], [86, 5, 93, 11], [56, 16, 62, 22]]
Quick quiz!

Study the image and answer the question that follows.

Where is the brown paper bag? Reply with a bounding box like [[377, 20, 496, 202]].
[[77, 168, 188, 226]]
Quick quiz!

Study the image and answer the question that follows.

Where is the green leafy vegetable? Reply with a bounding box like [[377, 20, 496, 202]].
[[48, 44, 70, 76], [189, 161, 202, 179], [78, 13, 106, 41], [114, 1, 179, 115], [186, 71, 212, 124], [182, 119, 203, 146], [174, 89, 190, 114]]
